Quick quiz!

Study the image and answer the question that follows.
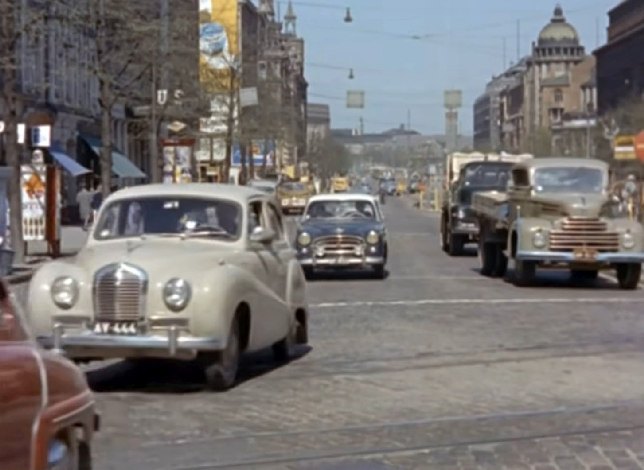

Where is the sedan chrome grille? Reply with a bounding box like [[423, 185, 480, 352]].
[[93, 263, 148, 322], [314, 235, 365, 257], [549, 217, 619, 252]]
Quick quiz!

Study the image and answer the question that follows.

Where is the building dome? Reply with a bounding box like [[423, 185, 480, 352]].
[[538, 5, 579, 44]]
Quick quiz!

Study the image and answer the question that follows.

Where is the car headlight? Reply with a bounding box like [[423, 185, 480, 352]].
[[51, 277, 79, 310], [366, 230, 380, 245], [298, 232, 312, 246], [456, 208, 467, 220], [532, 229, 547, 249], [163, 278, 192, 312], [623, 230, 635, 249]]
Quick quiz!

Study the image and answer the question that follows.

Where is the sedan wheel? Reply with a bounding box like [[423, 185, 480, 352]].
[[373, 263, 386, 279], [204, 319, 240, 392], [616, 263, 641, 290]]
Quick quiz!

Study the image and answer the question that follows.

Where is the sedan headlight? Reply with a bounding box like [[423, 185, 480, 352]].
[[366, 230, 380, 245], [532, 229, 547, 249], [51, 277, 79, 310], [163, 278, 192, 312], [623, 230, 635, 249], [298, 232, 312, 246]]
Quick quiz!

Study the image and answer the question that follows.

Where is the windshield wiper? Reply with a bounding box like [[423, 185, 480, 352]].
[[182, 226, 234, 239]]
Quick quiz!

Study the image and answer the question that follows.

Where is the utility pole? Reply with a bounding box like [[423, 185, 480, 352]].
[[516, 20, 521, 62]]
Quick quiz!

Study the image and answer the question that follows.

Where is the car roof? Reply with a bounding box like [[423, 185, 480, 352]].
[[107, 183, 267, 203], [308, 193, 377, 203], [515, 158, 609, 171]]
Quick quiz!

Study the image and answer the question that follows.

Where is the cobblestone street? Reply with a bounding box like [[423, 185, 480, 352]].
[[11, 197, 644, 470]]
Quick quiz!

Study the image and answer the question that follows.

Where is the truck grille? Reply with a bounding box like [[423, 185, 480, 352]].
[[315, 235, 364, 257], [93, 263, 148, 322], [549, 217, 619, 252]]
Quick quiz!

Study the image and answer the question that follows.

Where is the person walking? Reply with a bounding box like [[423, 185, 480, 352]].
[[76, 185, 92, 226]]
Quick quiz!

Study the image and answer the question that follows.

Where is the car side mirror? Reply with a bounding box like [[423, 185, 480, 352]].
[[250, 227, 275, 244]]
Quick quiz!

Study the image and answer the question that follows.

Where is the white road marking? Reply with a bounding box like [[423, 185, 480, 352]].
[[386, 275, 488, 281], [312, 297, 644, 309]]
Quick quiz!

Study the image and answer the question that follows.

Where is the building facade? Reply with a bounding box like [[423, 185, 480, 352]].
[[594, 0, 644, 114]]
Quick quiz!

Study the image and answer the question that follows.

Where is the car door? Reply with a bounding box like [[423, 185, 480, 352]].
[[264, 201, 294, 301]]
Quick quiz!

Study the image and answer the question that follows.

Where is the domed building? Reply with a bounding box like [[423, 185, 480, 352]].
[[520, 5, 597, 155]]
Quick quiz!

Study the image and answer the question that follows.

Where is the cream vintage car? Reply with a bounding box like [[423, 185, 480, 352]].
[[27, 184, 309, 391]]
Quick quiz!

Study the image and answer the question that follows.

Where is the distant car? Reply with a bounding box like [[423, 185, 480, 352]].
[[0, 279, 99, 470], [349, 184, 372, 195], [248, 179, 278, 196], [295, 194, 388, 278], [28, 184, 309, 391], [277, 181, 313, 215]]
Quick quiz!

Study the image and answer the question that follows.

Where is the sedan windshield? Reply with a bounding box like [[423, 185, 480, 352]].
[[533, 167, 604, 193], [306, 200, 377, 220], [94, 197, 242, 240]]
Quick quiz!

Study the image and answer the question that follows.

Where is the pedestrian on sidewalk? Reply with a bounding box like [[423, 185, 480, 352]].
[[76, 185, 92, 226]]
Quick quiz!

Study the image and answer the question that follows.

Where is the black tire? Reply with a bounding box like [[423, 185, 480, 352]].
[[492, 246, 508, 278], [272, 333, 292, 363], [616, 263, 641, 290], [440, 216, 449, 253], [302, 267, 314, 280], [479, 241, 495, 276], [448, 233, 465, 256], [570, 270, 599, 282], [513, 259, 536, 287], [78, 441, 92, 470], [373, 263, 386, 279], [204, 318, 240, 392]]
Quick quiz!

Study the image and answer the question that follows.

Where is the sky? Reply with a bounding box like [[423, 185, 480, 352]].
[[281, 0, 619, 136]]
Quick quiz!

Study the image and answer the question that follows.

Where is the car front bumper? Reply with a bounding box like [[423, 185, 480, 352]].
[[298, 255, 385, 268], [451, 220, 479, 236], [516, 250, 644, 264], [38, 323, 224, 359]]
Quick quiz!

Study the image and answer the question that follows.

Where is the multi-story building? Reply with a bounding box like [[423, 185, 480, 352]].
[[474, 60, 528, 151], [594, 0, 644, 114], [497, 6, 597, 155]]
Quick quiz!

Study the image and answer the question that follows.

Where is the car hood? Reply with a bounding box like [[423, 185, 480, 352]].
[[532, 192, 608, 218], [72, 237, 238, 276], [299, 219, 383, 238]]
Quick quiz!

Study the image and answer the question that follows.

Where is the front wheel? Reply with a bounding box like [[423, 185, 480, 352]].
[[479, 241, 495, 276], [373, 263, 386, 279], [204, 319, 240, 391], [448, 233, 465, 256], [513, 259, 536, 287], [616, 263, 641, 290]]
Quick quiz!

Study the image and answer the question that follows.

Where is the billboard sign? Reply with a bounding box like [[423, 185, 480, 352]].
[[199, 0, 239, 90], [614, 135, 637, 160], [347, 90, 365, 109], [444, 90, 463, 109], [21, 165, 47, 241]]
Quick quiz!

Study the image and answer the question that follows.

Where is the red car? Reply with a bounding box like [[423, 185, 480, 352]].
[[0, 280, 99, 470]]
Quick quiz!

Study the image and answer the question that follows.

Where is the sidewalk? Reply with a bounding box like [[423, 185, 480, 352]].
[[6, 226, 88, 285]]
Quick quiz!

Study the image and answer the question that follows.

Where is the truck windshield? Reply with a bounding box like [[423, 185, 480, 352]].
[[533, 167, 604, 193], [461, 164, 511, 188]]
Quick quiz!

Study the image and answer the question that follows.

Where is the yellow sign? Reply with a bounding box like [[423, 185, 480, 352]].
[[614, 135, 637, 160], [199, 0, 239, 93]]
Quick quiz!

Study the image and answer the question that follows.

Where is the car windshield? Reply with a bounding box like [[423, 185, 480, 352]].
[[94, 197, 242, 240], [461, 164, 512, 188], [533, 167, 604, 193], [306, 200, 377, 220], [280, 182, 306, 192]]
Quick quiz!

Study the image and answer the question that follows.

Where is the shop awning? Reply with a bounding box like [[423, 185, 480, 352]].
[[50, 149, 92, 177], [81, 135, 147, 179]]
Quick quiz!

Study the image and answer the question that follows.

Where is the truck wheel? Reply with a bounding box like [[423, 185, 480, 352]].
[[448, 233, 465, 256], [513, 260, 536, 287], [479, 241, 495, 276], [616, 263, 641, 290], [492, 246, 508, 278], [440, 214, 449, 252]]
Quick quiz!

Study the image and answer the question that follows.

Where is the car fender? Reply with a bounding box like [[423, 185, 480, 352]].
[[508, 217, 550, 255], [285, 258, 307, 316]]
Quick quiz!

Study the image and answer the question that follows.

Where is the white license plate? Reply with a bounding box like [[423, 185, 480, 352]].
[[93, 322, 139, 335]]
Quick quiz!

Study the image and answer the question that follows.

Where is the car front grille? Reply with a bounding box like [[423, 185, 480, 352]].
[[549, 217, 619, 252], [93, 263, 148, 322], [314, 235, 365, 257]]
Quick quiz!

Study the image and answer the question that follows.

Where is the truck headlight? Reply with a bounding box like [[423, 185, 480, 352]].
[[457, 208, 467, 220], [366, 230, 380, 245], [623, 231, 635, 249], [297, 232, 312, 246], [51, 277, 79, 310], [163, 278, 192, 312], [532, 229, 547, 249]]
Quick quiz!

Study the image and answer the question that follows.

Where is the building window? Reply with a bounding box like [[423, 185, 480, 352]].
[[554, 89, 563, 104]]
